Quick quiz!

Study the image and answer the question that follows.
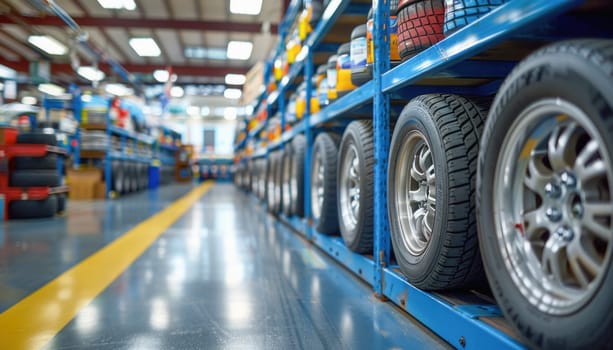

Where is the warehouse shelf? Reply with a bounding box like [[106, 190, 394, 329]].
[[233, 1, 613, 348]]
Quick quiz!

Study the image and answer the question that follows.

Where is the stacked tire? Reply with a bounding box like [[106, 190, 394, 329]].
[[111, 160, 150, 194], [9, 132, 64, 219]]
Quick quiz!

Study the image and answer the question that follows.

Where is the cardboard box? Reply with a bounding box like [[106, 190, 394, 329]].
[[242, 61, 264, 105], [94, 181, 106, 199], [67, 168, 102, 200]]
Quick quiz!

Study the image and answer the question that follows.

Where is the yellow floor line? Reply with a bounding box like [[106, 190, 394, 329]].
[[0, 181, 215, 350]]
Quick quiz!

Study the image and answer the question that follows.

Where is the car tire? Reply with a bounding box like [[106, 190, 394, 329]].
[[388, 94, 485, 290]]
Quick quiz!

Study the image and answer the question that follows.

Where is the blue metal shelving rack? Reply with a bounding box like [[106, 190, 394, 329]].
[[232, 1, 606, 349]]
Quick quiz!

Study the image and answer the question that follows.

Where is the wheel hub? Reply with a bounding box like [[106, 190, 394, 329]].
[[494, 99, 613, 315]]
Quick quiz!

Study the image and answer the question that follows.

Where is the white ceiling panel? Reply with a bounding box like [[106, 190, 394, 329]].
[[54, 0, 86, 16], [202, 32, 226, 49], [105, 28, 143, 63], [180, 31, 202, 46], [0, 31, 38, 60], [77, 0, 112, 16], [169, 0, 198, 20], [84, 27, 126, 63], [135, 0, 169, 19], [5, 0, 37, 16], [156, 29, 185, 64], [201, 0, 226, 21]]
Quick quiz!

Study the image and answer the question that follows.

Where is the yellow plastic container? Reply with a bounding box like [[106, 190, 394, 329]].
[[336, 42, 357, 96]]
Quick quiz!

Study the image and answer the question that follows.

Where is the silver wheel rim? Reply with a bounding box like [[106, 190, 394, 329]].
[[394, 130, 436, 256], [494, 99, 613, 315], [340, 144, 360, 236], [311, 152, 324, 220]]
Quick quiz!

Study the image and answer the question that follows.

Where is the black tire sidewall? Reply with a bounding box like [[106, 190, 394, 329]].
[[388, 103, 448, 284], [479, 50, 613, 348]]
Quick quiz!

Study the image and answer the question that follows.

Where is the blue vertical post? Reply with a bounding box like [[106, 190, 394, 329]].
[[373, 0, 391, 296], [105, 98, 113, 198], [72, 95, 81, 168], [304, 49, 314, 238]]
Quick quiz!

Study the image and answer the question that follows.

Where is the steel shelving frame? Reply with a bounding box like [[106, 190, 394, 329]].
[[233, 0, 604, 349]]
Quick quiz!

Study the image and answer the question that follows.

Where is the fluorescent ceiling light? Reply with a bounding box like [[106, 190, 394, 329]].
[[187, 106, 200, 117], [38, 83, 65, 96], [224, 88, 242, 100], [21, 96, 37, 105], [0, 64, 16, 79], [170, 86, 184, 98], [97, 0, 136, 10], [201, 106, 210, 116], [77, 66, 105, 82], [184, 47, 226, 60], [129, 38, 161, 57], [225, 74, 246, 85], [153, 69, 169, 83], [28, 35, 67, 55], [226, 41, 253, 60], [230, 0, 262, 15], [224, 107, 238, 120], [105, 83, 133, 97]]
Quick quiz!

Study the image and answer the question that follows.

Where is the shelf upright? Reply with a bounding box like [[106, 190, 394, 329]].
[[372, 0, 391, 296], [303, 50, 314, 240], [105, 98, 113, 199]]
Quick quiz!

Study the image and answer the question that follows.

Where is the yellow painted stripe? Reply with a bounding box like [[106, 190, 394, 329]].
[[0, 181, 215, 350]]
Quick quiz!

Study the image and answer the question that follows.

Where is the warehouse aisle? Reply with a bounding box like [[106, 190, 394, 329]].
[[1, 183, 450, 350]]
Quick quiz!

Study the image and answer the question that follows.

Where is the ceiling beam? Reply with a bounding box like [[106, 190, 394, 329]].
[[0, 58, 248, 77], [0, 13, 279, 34]]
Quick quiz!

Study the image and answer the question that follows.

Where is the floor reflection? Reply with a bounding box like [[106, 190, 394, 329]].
[[42, 184, 449, 350]]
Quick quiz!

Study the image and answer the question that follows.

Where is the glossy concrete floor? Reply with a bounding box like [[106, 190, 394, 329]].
[[0, 183, 451, 350]]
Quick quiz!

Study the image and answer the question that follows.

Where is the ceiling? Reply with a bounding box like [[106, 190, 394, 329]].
[[0, 0, 285, 86]]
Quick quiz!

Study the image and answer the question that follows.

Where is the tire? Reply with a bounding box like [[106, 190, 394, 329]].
[[16, 132, 57, 146], [266, 153, 279, 213], [397, 0, 445, 61], [477, 40, 613, 350], [311, 132, 341, 234], [112, 161, 123, 193], [274, 151, 284, 214], [10, 170, 60, 187], [130, 162, 138, 192], [388, 94, 485, 290], [14, 154, 58, 170], [141, 163, 149, 191], [122, 162, 130, 194], [56, 194, 66, 213], [443, 0, 507, 35], [281, 144, 294, 216], [290, 135, 306, 217], [9, 196, 57, 219], [337, 121, 375, 253]]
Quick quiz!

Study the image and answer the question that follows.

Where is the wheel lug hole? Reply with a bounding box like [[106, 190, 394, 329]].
[[546, 207, 562, 222], [544, 183, 561, 198], [571, 202, 584, 219]]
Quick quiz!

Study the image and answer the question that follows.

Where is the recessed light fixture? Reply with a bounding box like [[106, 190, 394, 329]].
[[225, 74, 246, 85], [170, 86, 184, 98], [97, 0, 136, 10], [226, 41, 253, 60], [224, 107, 238, 120], [77, 66, 105, 82], [187, 106, 200, 117], [129, 38, 161, 57], [28, 35, 67, 55], [201, 106, 210, 116], [153, 69, 169, 83], [38, 83, 65, 96], [224, 88, 242, 100], [105, 83, 133, 96], [21, 96, 37, 105], [230, 0, 262, 15]]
